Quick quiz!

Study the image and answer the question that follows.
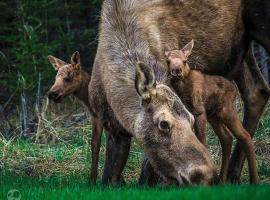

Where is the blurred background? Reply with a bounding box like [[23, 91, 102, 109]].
[[0, 0, 269, 184], [0, 0, 102, 136]]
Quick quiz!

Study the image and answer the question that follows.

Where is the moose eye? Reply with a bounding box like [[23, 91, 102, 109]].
[[158, 120, 170, 132], [64, 77, 72, 82]]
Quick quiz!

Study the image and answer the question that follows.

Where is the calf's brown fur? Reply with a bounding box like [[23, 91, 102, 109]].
[[47, 52, 104, 184], [165, 40, 258, 184]]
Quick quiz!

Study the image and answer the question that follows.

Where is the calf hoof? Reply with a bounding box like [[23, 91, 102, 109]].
[[250, 175, 259, 185]]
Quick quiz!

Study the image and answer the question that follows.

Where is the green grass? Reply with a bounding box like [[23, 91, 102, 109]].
[[1, 175, 270, 200], [0, 99, 270, 199]]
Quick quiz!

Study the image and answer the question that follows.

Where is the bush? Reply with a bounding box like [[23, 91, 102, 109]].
[[0, 0, 102, 101]]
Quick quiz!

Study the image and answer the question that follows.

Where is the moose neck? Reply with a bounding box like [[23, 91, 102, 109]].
[[73, 70, 91, 109], [99, 0, 168, 134]]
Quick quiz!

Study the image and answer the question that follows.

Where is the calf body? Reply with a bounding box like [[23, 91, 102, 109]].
[[166, 41, 258, 183], [47, 52, 104, 184]]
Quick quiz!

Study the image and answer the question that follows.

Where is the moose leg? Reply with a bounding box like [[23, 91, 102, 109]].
[[209, 117, 233, 183], [102, 133, 114, 184], [138, 156, 160, 186], [110, 133, 131, 185], [102, 131, 131, 185], [228, 50, 270, 183], [222, 109, 259, 184], [90, 117, 103, 184]]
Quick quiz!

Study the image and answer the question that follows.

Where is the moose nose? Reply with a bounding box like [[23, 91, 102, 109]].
[[188, 167, 219, 186], [47, 91, 58, 100], [171, 68, 182, 77]]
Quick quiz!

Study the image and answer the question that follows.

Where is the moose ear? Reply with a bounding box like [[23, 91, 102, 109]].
[[71, 51, 81, 68], [181, 39, 194, 59], [135, 62, 156, 101], [48, 55, 67, 70], [164, 50, 171, 58]]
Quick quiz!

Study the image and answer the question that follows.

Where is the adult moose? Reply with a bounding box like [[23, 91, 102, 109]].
[[90, 0, 270, 185], [89, 0, 218, 185]]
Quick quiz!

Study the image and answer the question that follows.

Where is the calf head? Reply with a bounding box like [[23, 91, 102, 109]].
[[47, 52, 82, 103], [134, 62, 218, 186], [165, 40, 194, 79]]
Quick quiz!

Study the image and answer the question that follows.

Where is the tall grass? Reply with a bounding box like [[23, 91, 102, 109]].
[[0, 96, 270, 184]]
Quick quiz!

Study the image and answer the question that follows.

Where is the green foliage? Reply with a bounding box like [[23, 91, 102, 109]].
[[0, 0, 102, 96]]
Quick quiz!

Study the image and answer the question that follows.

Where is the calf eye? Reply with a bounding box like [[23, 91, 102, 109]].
[[159, 120, 170, 132], [64, 77, 72, 82]]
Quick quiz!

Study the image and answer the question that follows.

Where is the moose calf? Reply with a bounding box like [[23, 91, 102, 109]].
[[47, 52, 104, 184], [165, 40, 258, 184]]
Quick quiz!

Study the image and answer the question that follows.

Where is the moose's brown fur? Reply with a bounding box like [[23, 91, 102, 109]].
[[165, 40, 258, 184], [90, 0, 270, 185], [47, 52, 104, 184], [89, 0, 219, 185]]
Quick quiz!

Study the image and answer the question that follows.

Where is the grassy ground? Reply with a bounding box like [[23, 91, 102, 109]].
[[1, 175, 270, 200], [0, 97, 270, 199]]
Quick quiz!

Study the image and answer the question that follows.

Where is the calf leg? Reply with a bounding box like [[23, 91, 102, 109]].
[[209, 118, 233, 183], [229, 49, 270, 183], [194, 112, 207, 146], [90, 117, 103, 184], [222, 109, 259, 184]]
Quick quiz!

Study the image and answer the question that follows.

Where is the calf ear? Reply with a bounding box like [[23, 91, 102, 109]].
[[71, 51, 81, 69], [48, 56, 67, 70], [135, 62, 156, 101], [181, 39, 194, 59], [164, 50, 171, 58]]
